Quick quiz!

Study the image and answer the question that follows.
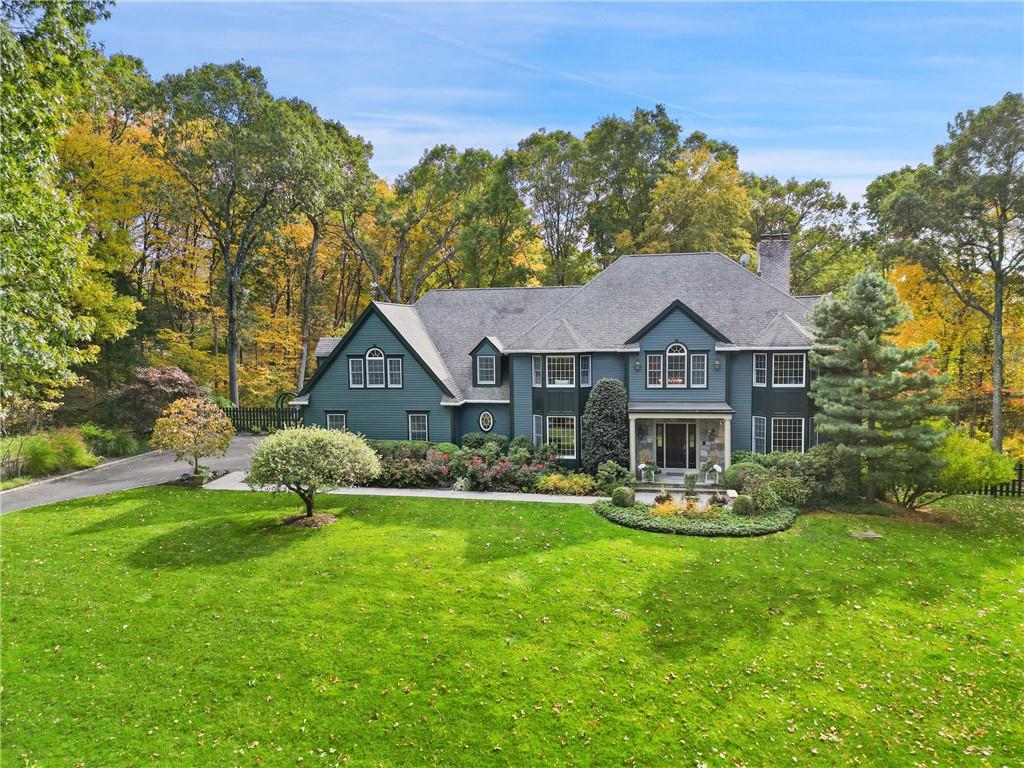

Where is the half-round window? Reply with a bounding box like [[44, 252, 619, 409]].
[[666, 343, 687, 387], [478, 411, 494, 432]]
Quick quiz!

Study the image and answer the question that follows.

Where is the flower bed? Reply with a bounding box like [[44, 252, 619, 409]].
[[594, 500, 796, 537]]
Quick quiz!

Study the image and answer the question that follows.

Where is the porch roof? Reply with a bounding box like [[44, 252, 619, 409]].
[[628, 401, 734, 414]]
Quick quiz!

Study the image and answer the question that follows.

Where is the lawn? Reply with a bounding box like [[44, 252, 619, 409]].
[[2, 489, 1022, 767]]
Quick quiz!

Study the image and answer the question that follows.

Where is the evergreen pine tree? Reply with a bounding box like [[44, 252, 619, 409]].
[[809, 271, 950, 502]]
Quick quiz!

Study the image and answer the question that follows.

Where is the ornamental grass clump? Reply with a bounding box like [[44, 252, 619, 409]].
[[247, 427, 381, 518]]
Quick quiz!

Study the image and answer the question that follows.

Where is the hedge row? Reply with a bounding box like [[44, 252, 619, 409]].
[[593, 500, 796, 538]]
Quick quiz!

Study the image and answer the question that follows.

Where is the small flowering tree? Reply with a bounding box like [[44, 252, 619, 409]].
[[150, 397, 235, 475], [247, 427, 381, 517]]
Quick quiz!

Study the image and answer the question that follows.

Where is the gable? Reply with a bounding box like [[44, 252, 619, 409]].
[[633, 306, 721, 351], [626, 300, 730, 345]]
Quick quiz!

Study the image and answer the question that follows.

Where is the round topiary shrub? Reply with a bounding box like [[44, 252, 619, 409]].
[[731, 494, 755, 516], [721, 461, 768, 491], [611, 486, 635, 507]]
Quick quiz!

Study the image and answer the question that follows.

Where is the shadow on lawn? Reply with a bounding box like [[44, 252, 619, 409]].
[[125, 515, 305, 569], [638, 512, 1015, 660], [327, 494, 625, 564]]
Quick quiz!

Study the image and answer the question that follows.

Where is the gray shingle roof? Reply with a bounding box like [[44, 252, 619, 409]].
[[313, 253, 813, 401], [315, 337, 342, 358]]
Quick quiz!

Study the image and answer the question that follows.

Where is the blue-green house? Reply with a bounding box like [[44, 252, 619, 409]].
[[293, 236, 820, 477]]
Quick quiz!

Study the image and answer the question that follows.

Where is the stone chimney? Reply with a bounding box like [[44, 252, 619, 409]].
[[757, 233, 791, 294]]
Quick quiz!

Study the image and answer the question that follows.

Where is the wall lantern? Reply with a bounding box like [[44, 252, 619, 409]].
[[634, 358, 642, 372], [713, 358, 721, 371]]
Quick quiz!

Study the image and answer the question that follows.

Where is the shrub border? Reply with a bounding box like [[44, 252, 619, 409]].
[[594, 500, 796, 538]]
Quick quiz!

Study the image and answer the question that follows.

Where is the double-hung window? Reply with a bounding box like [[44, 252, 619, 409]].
[[753, 353, 768, 387], [366, 348, 386, 388], [666, 344, 687, 387], [646, 354, 663, 387], [326, 413, 347, 431], [408, 412, 429, 442], [773, 353, 806, 387], [349, 358, 364, 388], [752, 416, 767, 453], [476, 355, 496, 385], [690, 353, 707, 388], [532, 355, 543, 387], [546, 356, 575, 387], [771, 417, 804, 453], [387, 357, 403, 388], [546, 416, 576, 459], [579, 355, 592, 387], [532, 414, 544, 448]]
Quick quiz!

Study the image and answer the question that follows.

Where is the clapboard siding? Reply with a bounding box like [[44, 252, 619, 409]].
[[728, 352, 753, 452], [511, 354, 535, 439], [592, 353, 625, 384], [627, 308, 727, 402], [457, 404, 511, 442], [304, 311, 452, 442]]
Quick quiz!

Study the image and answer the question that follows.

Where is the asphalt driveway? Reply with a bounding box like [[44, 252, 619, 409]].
[[0, 435, 264, 514]]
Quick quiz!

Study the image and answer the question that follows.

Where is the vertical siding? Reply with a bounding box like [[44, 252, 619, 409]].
[[729, 352, 753, 451], [627, 309, 727, 402], [511, 354, 535, 439], [457, 404, 511, 442], [305, 311, 452, 442]]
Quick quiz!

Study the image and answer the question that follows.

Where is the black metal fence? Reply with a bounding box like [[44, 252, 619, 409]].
[[224, 406, 301, 433], [977, 461, 1024, 498]]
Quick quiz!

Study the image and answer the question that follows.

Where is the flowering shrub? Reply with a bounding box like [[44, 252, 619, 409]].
[[374, 447, 452, 488], [464, 454, 547, 492]]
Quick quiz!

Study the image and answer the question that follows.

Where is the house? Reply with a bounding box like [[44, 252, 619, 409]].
[[292, 235, 819, 482]]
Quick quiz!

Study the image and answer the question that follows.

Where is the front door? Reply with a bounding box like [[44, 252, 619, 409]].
[[665, 424, 688, 468]]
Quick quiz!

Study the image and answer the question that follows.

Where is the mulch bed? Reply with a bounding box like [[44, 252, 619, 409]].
[[281, 512, 337, 528]]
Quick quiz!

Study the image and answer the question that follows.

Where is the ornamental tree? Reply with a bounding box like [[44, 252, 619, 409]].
[[247, 427, 381, 517], [809, 270, 951, 503], [116, 365, 201, 434], [150, 397, 234, 475], [581, 378, 629, 473]]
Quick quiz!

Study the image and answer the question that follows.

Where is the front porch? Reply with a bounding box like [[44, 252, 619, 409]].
[[628, 402, 733, 489]]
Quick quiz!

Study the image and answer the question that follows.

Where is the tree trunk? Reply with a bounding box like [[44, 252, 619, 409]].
[[296, 217, 321, 391], [225, 247, 241, 405], [301, 489, 314, 517], [193, 455, 200, 475], [991, 277, 1004, 452]]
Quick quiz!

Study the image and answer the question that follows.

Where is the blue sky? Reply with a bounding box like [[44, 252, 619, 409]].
[[97, 2, 1023, 199]]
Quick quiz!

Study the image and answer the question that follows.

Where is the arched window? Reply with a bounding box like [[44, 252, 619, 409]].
[[366, 348, 385, 387], [666, 343, 687, 387]]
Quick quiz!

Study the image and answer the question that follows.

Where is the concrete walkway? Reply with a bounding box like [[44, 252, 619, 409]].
[[0, 435, 264, 513], [205, 470, 614, 505]]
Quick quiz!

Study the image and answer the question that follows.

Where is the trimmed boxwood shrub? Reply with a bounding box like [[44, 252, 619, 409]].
[[581, 379, 629, 473], [721, 461, 768, 491], [732, 494, 755, 516], [461, 432, 509, 452], [594, 500, 795, 537], [729, 445, 861, 504], [611, 486, 635, 507]]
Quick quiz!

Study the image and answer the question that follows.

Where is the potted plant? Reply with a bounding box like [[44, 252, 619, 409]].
[[638, 451, 656, 482]]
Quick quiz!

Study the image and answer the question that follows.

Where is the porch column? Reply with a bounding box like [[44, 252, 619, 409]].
[[628, 414, 637, 474], [724, 416, 732, 469]]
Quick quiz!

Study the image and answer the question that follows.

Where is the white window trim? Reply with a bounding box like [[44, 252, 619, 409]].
[[772, 353, 806, 388], [690, 353, 708, 389], [532, 355, 542, 388], [753, 352, 768, 388], [665, 343, 687, 388], [579, 354, 592, 387], [546, 415, 577, 459], [771, 417, 805, 453], [532, 414, 544, 448], [752, 415, 767, 454], [476, 355, 497, 385], [646, 353, 663, 388], [408, 412, 429, 442], [326, 413, 347, 431], [546, 355, 575, 388], [366, 348, 386, 389], [387, 357, 403, 388], [348, 358, 364, 388], [478, 410, 494, 432]]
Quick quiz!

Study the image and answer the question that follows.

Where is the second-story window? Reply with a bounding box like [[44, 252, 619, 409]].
[[690, 353, 707, 388], [387, 357, 403, 388], [477, 355, 496, 385], [579, 355, 592, 387], [646, 354, 663, 387], [532, 355, 542, 387], [753, 352, 768, 387], [773, 353, 806, 387], [366, 348, 385, 388], [666, 344, 687, 387], [546, 355, 575, 387]]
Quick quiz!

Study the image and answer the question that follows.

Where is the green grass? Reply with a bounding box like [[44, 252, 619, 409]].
[[3, 490, 1022, 767]]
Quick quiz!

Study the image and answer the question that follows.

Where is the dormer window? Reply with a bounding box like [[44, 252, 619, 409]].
[[666, 344, 687, 387], [476, 355, 496, 385]]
